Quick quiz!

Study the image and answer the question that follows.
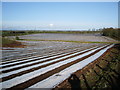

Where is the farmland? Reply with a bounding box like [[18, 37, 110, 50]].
[[1, 1, 119, 89], [1, 33, 120, 89]]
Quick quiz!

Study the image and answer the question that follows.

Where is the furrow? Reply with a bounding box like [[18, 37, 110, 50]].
[[1, 46, 99, 81], [28, 44, 114, 88], [1, 47, 82, 68], [2, 47, 59, 62], [2, 52, 37, 60], [1, 46, 80, 64], [1, 44, 109, 89], [1, 46, 99, 79]]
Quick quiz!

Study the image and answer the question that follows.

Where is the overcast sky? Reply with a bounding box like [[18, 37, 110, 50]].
[[2, 2, 118, 30]]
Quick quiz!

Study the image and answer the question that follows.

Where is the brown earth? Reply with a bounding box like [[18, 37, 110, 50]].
[[54, 44, 120, 89], [1, 45, 102, 82], [3, 44, 119, 90], [2, 41, 25, 48], [5, 45, 109, 89]]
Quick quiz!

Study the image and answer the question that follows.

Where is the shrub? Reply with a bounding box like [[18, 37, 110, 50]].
[[102, 28, 120, 40], [16, 36, 20, 40]]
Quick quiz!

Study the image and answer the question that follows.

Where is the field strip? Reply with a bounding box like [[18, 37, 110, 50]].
[[1, 49, 86, 68], [1, 46, 80, 63], [2, 46, 58, 59], [2, 47, 68, 63], [2, 45, 91, 62], [2, 46, 56, 52], [1, 48, 86, 71], [1, 47, 83, 66], [2, 46, 64, 61], [28, 44, 114, 88], [2, 51, 37, 59], [2, 44, 111, 89], [1, 44, 110, 88], [3, 45, 81, 63], [1, 46, 99, 78], [2, 47, 46, 54], [1, 45, 90, 65], [2, 52, 38, 59], [1, 46, 98, 69], [1, 46, 101, 82], [2, 52, 38, 61]]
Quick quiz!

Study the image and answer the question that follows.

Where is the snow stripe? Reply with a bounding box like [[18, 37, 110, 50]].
[[2, 46, 80, 64], [1, 44, 109, 88], [2, 46, 61, 61], [2, 52, 37, 58], [28, 44, 114, 88], [0, 46, 98, 78], [1, 47, 81, 67]]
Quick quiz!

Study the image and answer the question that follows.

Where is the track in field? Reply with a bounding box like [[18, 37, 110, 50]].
[[1, 44, 113, 89]]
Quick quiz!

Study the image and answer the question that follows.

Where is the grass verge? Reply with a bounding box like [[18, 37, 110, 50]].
[[20, 39, 119, 44], [1, 37, 24, 48]]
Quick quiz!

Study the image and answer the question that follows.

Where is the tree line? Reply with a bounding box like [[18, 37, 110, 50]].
[[2, 30, 100, 37], [102, 28, 120, 40], [1, 28, 120, 41]]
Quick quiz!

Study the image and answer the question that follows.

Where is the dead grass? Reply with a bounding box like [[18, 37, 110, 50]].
[[1, 37, 25, 48]]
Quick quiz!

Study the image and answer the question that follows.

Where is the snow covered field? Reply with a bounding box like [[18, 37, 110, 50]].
[[1, 42, 113, 89], [1, 33, 115, 89], [18, 33, 117, 42]]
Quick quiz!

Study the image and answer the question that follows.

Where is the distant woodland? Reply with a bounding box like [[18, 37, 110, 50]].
[[102, 28, 120, 40], [1, 28, 120, 41]]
